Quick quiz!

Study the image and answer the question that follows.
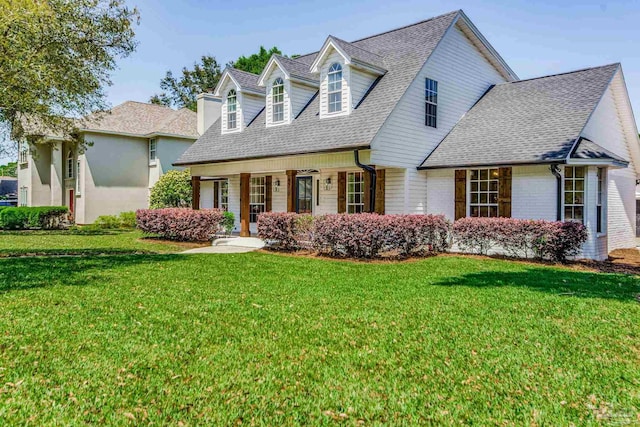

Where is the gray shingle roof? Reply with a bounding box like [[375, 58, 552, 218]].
[[571, 137, 628, 164], [327, 36, 386, 70], [176, 10, 459, 165], [226, 68, 264, 95], [419, 64, 622, 169], [273, 54, 318, 84]]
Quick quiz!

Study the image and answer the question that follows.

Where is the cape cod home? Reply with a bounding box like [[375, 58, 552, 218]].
[[175, 10, 640, 260], [18, 101, 197, 224]]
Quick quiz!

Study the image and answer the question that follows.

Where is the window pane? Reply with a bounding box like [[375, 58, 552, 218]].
[[575, 167, 585, 178], [480, 169, 488, 180], [575, 180, 584, 191]]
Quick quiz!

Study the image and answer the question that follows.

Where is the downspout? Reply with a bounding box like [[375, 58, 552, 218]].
[[354, 150, 376, 213], [550, 164, 562, 221]]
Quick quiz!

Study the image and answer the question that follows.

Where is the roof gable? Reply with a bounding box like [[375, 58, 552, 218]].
[[309, 36, 387, 74], [258, 55, 319, 87], [214, 68, 264, 96]]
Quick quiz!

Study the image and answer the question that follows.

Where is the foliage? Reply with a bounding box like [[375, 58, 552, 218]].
[[0, 229, 196, 257], [0, 162, 17, 177], [221, 211, 235, 236], [136, 208, 225, 241], [0, 0, 139, 154], [149, 169, 192, 209], [149, 55, 222, 111], [0, 252, 638, 424], [258, 213, 451, 258], [228, 46, 282, 75], [93, 211, 136, 229], [0, 206, 68, 230], [452, 217, 588, 262], [149, 46, 282, 111], [118, 211, 137, 228]]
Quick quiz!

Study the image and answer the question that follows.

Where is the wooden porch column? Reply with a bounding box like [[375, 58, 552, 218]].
[[191, 176, 201, 210], [240, 173, 251, 237], [286, 170, 297, 212]]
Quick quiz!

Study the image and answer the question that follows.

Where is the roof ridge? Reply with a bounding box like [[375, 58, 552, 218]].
[[349, 10, 460, 44], [500, 63, 620, 85], [120, 100, 174, 110]]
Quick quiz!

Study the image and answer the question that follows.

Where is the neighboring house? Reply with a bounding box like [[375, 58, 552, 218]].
[[17, 101, 197, 223], [0, 176, 18, 206], [175, 9, 640, 260]]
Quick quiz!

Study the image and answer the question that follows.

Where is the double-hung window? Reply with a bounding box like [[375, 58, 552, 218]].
[[272, 78, 284, 123], [149, 139, 157, 163], [327, 63, 343, 113], [19, 143, 28, 165], [564, 166, 585, 223], [19, 187, 27, 206], [76, 160, 81, 195], [596, 167, 606, 233], [220, 179, 229, 211], [249, 177, 265, 223], [227, 89, 237, 130], [425, 78, 438, 128], [66, 151, 74, 179], [469, 168, 499, 217], [346, 172, 364, 214]]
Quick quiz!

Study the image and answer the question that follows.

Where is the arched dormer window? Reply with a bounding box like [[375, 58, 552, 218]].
[[66, 150, 74, 179], [227, 89, 237, 130], [327, 63, 343, 113], [272, 77, 284, 123]]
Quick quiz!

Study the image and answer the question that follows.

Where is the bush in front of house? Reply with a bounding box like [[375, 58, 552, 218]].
[[149, 169, 192, 209], [452, 217, 588, 262], [93, 211, 137, 229], [0, 206, 68, 230], [136, 208, 224, 241], [258, 212, 451, 258], [221, 211, 235, 236]]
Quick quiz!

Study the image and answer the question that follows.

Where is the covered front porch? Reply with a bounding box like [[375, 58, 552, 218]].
[[189, 150, 394, 236]]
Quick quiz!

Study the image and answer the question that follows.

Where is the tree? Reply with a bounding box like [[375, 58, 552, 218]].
[[228, 46, 282, 76], [149, 46, 282, 111], [149, 169, 192, 209], [0, 0, 139, 156], [0, 162, 17, 178]]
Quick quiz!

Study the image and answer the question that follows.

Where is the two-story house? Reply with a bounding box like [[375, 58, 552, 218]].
[[18, 101, 197, 223], [175, 10, 640, 260]]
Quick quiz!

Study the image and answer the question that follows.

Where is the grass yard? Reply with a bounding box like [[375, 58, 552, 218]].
[[0, 248, 638, 425], [0, 230, 200, 257]]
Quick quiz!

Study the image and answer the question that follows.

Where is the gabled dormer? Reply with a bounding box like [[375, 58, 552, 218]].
[[214, 67, 265, 134], [310, 36, 387, 119], [258, 55, 319, 127]]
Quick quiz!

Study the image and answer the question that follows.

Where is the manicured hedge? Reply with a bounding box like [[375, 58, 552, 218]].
[[0, 206, 69, 230], [452, 217, 588, 262], [136, 208, 225, 241], [258, 212, 451, 258]]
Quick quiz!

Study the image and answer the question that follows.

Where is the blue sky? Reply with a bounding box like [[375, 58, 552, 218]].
[[2, 0, 639, 164]]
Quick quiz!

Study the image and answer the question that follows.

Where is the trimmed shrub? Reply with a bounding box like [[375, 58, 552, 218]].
[[0, 206, 68, 230], [136, 208, 224, 241], [118, 211, 137, 228], [257, 212, 313, 251], [149, 169, 192, 209], [221, 211, 235, 236], [94, 215, 122, 229], [452, 217, 588, 262]]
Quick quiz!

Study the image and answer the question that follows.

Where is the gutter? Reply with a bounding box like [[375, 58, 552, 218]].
[[549, 164, 562, 221], [354, 149, 376, 213]]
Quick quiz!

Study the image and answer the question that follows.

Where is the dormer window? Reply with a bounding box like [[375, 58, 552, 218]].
[[272, 78, 285, 123], [227, 89, 237, 130], [328, 63, 343, 113]]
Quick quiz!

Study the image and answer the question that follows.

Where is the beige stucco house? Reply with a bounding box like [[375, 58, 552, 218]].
[[176, 10, 640, 260], [17, 101, 197, 224]]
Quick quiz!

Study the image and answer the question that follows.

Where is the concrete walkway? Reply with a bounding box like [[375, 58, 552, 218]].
[[181, 237, 265, 254]]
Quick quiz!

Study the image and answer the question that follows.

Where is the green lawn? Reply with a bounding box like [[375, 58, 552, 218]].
[[0, 248, 638, 424], [0, 230, 196, 257]]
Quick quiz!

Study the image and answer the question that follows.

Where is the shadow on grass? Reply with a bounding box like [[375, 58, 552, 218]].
[[0, 254, 185, 293], [431, 265, 640, 302], [0, 229, 126, 237]]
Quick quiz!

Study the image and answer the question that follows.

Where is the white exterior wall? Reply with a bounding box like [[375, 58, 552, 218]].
[[50, 142, 64, 206], [265, 68, 291, 127], [318, 49, 351, 118], [384, 168, 406, 214], [581, 81, 637, 251], [512, 165, 557, 221], [200, 181, 214, 209], [220, 80, 242, 134], [242, 93, 265, 127], [148, 136, 194, 188], [290, 82, 317, 118], [425, 169, 455, 219], [371, 23, 506, 214], [350, 68, 377, 108]]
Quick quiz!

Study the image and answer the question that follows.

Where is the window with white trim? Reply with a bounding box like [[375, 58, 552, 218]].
[[272, 77, 284, 123], [249, 177, 265, 223], [19, 187, 27, 206], [149, 139, 157, 163], [596, 167, 606, 233], [564, 166, 585, 223], [425, 78, 438, 128], [220, 179, 229, 211], [19, 142, 28, 165], [66, 150, 74, 179], [327, 63, 342, 113], [76, 160, 81, 195], [227, 89, 237, 130], [469, 168, 499, 217], [346, 172, 364, 214]]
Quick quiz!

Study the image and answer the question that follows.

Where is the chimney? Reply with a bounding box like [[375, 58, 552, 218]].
[[196, 93, 222, 135]]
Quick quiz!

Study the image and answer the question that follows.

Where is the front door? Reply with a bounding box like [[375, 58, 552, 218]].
[[296, 176, 313, 214]]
